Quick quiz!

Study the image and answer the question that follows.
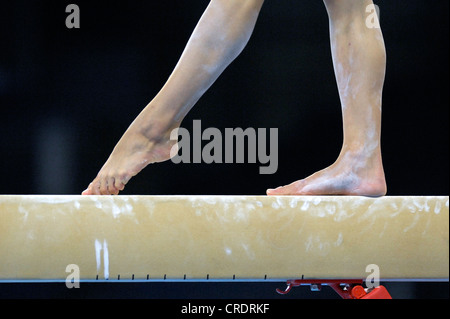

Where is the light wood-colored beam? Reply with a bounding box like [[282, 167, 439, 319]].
[[0, 195, 448, 282]]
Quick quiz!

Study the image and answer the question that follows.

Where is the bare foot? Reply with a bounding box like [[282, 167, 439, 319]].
[[82, 117, 179, 195], [266, 149, 387, 197]]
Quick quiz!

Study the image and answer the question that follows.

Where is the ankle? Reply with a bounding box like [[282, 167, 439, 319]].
[[135, 106, 181, 143], [341, 140, 380, 158], [337, 142, 384, 174]]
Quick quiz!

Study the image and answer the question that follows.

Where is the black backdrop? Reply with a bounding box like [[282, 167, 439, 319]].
[[0, 0, 448, 300]]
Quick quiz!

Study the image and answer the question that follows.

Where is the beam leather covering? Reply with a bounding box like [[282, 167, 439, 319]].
[[0, 195, 448, 282]]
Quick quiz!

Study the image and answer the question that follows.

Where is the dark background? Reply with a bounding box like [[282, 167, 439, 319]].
[[0, 0, 448, 300]]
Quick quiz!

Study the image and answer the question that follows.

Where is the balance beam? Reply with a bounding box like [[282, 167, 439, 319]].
[[0, 195, 448, 282]]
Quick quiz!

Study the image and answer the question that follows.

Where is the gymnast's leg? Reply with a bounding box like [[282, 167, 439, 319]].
[[267, 0, 387, 196], [82, 0, 265, 195]]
